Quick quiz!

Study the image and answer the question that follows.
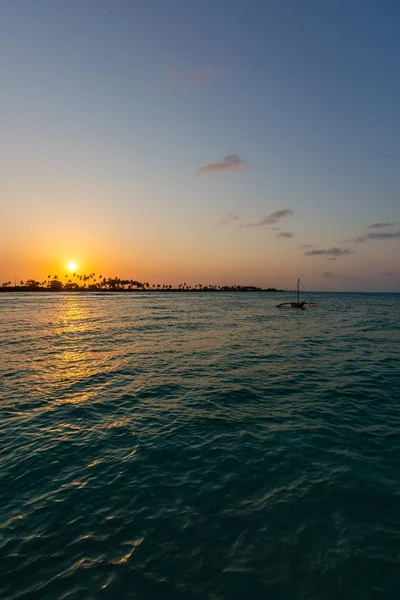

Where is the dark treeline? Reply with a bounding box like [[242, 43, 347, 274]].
[[0, 273, 282, 293]]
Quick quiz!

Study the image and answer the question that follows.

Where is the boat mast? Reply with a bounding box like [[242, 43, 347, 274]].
[[297, 278, 300, 303]]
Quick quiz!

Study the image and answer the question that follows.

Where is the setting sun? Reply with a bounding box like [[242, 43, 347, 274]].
[[67, 262, 78, 272]]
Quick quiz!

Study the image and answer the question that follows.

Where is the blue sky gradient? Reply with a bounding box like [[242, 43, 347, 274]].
[[1, 0, 399, 290]]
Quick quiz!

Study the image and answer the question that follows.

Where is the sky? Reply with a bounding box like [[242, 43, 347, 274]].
[[1, 0, 399, 291]]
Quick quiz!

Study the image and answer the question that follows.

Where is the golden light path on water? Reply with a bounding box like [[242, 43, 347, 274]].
[[1, 291, 399, 599]]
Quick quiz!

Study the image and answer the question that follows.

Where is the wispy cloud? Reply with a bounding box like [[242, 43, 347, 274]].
[[198, 154, 248, 174], [368, 222, 397, 229], [276, 231, 294, 238], [382, 272, 395, 276], [304, 247, 354, 257], [218, 209, 240, 226], [242, 209, 293, 229], [322, 271, 335, 277], [298, 243, 315, 250], [354, 230, 400, 242], [189, 66, 222, 89]]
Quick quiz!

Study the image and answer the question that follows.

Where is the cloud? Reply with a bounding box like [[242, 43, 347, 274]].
[[368, 222, 397, 229], [298, 243, 315, 250], [189, 66, 221, 89], [354, 230, 400, 242], [326, 257, 337, 261], [165, 65, 221, 89], [264, 209, 293, 224], [322, 271, 335, 277], [242, 208, 293, 228], [304, 247, 354, 257], [276, 231, 294, 238], [198, 154, 248, 174], [382, 272, 395, 276], [218, 209, 240, 226]]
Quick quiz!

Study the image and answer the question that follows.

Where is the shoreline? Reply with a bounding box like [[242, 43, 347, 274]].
[[0, 287, 284, 294]]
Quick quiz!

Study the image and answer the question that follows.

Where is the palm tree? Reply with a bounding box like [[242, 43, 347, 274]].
[[26, 279, 41, 289]]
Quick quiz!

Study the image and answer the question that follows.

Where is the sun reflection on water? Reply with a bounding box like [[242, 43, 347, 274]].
[[43, 296, 100, 403], [56, 295, 93, 335]]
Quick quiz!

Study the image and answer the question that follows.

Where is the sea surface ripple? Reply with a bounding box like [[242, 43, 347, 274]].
[[1, 292, 400, 599]]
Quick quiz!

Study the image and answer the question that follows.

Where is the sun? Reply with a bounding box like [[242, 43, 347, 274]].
[[67, 261, 78, 272]]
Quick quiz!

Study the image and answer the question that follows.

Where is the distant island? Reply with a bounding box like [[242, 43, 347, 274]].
[[0, 274, 282, 293]]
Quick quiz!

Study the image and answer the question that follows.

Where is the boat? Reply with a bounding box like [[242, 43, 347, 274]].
[[276, 279, 319, 309]]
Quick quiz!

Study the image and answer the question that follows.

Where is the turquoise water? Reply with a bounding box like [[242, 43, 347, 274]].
[[1, 292, 399, 600]]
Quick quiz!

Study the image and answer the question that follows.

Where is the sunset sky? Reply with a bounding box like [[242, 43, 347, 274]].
[[1, 0, 399, 291]]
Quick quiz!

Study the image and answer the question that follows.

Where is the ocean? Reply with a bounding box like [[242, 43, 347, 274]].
[[1, 292, 399, 599]]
